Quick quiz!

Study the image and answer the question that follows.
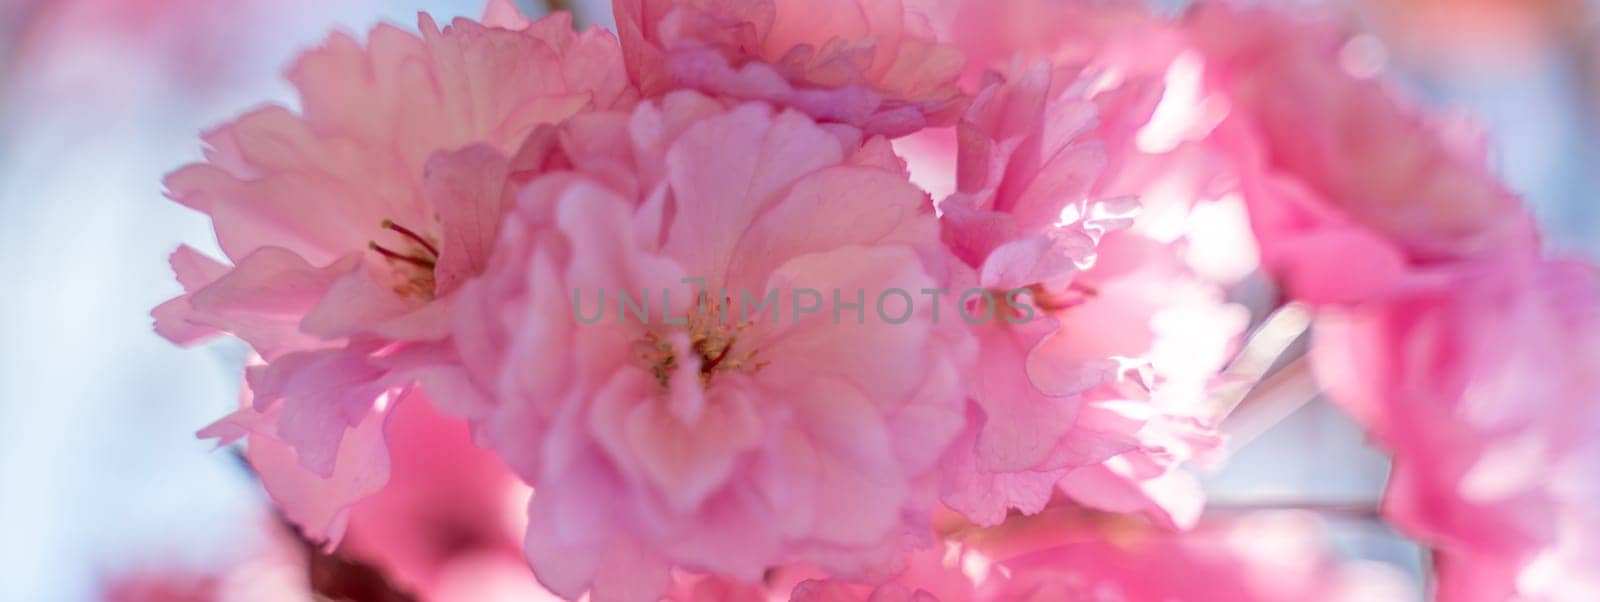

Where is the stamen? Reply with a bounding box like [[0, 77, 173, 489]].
[[381, 219, 439, 258], [641, 292, 768, 389], [700, 343, 734, 374], [368, 241, 437, 269]]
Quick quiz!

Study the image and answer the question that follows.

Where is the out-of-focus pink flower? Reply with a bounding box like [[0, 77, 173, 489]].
[[100, 518, 309, 602], [425, 554, 570, 602], [1187, 4, 1539, 305], [792, 508, 1414, 602], [1172, 5, 1600, 598], [613, 0, 966, 136], [103, 577, 218, 602], [157, 8, 634, 545], [3, 0, 286, 92], [1313, 258, 1600, 601], [452, 91, 970, 601], [205, 386, 557, 602], [339, 393, 538, 600]]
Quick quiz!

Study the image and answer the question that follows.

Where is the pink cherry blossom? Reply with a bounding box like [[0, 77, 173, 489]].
[[1162, 5, 1600, 599], [156, 8, 634, 545], [138, 1, 1600, 599], [927, 61, 1142, 526], [945, 215, 1241, 532], [792, 508, 1414, 602], [1044, 78, 1248, 526], [197, 358, 397, 544], [338, 394, 537, 599], [930, 1, 1531, 305], [928, 0, 1261, 284], [1187, 4, 1540, 305], [452, 92, 971, 601], [913, 1, 1244, 532], [614, 0, 966, 136], [159, 9, 633, 348], [1313, 257, 1600, 601]]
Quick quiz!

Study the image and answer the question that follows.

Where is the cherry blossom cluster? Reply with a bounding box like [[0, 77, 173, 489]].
[[154, 0, 1598, 600]]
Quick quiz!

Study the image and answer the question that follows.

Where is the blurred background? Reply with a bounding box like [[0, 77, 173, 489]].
[[0, 0, 1595, 599]]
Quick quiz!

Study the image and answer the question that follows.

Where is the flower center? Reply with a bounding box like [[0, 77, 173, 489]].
[[1027, 282, 1098, 312], [368, 219, 439, 300], [634, 294, 767, 389]]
